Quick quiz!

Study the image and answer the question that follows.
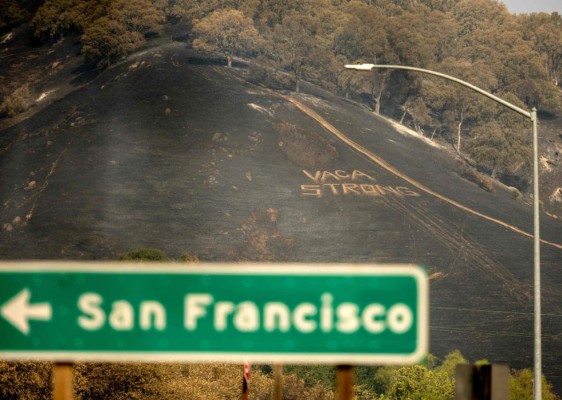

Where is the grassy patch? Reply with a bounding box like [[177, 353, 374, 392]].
[[459, 163, 494, 193], [119, 247, 168, 261], [0, 84, 31, 118]]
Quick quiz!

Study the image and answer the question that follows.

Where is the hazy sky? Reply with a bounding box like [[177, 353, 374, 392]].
[[500, 0, 562, 14]]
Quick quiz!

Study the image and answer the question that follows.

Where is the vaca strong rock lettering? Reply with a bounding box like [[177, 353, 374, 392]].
[[301, 170, 420, 198]]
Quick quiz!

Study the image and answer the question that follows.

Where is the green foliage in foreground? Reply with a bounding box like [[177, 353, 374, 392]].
[[510, 369, 559, 400], [0, 249, 558, 399], [366, 350, 466, 399], [119, 247, 168, 261], [0, 351, 559, 399], [0, 361, 51, 400], [118, 247, 199, 262], [0, 362, 332, 399]]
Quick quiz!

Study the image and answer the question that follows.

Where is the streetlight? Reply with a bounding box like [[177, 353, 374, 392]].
[[345, 63, 542, 399]]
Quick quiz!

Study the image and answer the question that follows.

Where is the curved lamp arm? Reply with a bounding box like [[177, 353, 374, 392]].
[[345, 64, 534, 120]]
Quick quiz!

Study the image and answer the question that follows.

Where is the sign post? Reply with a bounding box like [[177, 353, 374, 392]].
[[273, 364, 283, 400], [336, 365, 354, 400], [242, 361, 250, 400], [52, 363, 73, 400], [0, 262, 427, 364], [455, 364, 510, 400]]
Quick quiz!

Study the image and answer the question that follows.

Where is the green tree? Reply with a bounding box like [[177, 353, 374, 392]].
[[447, 0, 560, 113], [509, 369, 558, 400], [297, 3, 348, 90], [494, 39, 561, 113], [110, 0, 165, 36], [399, 96, 433, 134], [215, 0, 260, 19], [272, 14, 318, 92], [373, 351, 467, 399], [421, 58, 497, 152], [383, 364, 454, 400], [31, 0, 113, 41], [451, 0, 510, 38], [170, 0, 260, 26], [284, 365, 336, 390], [438, 349, 468, 378], [169, 0, 213, 25], [372, 365, 400, 395], [386, 11, 434, 67], [118, 247, 168, 261], [31, 0, 83, 40], [0, 0, 29, 33], [335, 1, 392, 112], [81, 0, 164, 67], [254, 0, 308, 29], [82, 17, 144, 67], [192, 9, 261, 68], [467, 104, 532, 185], [520, 12, 562, 87]]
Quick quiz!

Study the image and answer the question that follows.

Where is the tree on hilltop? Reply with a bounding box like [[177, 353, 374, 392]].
[[31, 0, 83, 40], [272, 14, 318, 92], [192, 9, 261, 68], [170, 0, 260, 27], [0, 0, 29, 33], [420, 58, 497, 152], [520, 12, 562, 87], [81, 17, 144, 67], [110, 0, 165, 36], [335, 2, 392, 111], [81, 0, 165, 67]]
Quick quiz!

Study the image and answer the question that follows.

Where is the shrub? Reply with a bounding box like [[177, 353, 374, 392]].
[[191, 8, 261, 68], [0, 0, 29, 32], [0, 84, 32, 118], [81, 0, 165, 68], [31, 0, 83, 40], [459, 163, 494, 193], [384, 364, 454, 400], [119, 247, 168, 261], [180, 252, 199, 262], [75, 363, 175, 400], [509, 369, 558, 400], [81, 17, 144, 68], [248, 56, 293, 90], [284, 365, 335, 390], [509, 186, 522, 200], [0, 361, 52, 400]]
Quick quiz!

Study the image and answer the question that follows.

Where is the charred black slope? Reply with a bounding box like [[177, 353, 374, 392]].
[[1, 44, 561, 389]]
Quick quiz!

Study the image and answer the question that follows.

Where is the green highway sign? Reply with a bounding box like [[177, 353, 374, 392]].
[[0, 262, 428, 364]]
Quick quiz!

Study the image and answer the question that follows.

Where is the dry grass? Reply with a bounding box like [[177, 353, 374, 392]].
[[0, 83, 31, 117], [459, 163, 494, 193], [274, 121, 338, 169]]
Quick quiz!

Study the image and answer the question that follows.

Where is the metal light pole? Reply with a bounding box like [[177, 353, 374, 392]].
[[345, 63, 542, 399]]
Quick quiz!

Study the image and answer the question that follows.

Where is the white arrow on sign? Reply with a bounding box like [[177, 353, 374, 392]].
[[1, 288, 52, 335]]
